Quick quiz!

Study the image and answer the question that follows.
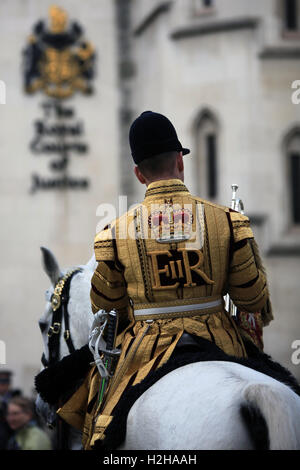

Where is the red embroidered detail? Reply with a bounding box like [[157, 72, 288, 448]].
[[236, 311, 264, 350]]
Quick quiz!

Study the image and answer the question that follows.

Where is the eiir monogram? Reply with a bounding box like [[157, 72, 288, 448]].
[[147, 249, 214, 290]]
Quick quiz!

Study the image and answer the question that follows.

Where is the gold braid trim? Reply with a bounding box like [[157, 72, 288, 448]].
[[93, 268, 124, 288], [94, 227, 115, 261], [94, 246, 115, 261], [230, 282, 269, 312], [249, 239, 273, 326], [249, 239, 266, 276], [134, 207, 154, 302], [229, 260, 258, 286], [230, 211, 254, 242], [94, 240, 114, 246]]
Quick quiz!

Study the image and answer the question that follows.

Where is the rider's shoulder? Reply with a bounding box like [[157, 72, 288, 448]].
[[94, 203, 142, 243], [192, 197, 253, 241], [192, 195, 229, 212], [228, 208, 250, 224], [228, 209, 253, 242], [94, 222, 116, 261], [94, 223, 114, 243]]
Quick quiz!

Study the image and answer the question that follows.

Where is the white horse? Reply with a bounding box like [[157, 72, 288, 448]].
[[37, 247, 300, 450]]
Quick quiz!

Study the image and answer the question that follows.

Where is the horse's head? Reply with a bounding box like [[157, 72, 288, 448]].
[[39, 246, 63, 367], [38, 246, 96, 366], [37, 247, 96, 443]]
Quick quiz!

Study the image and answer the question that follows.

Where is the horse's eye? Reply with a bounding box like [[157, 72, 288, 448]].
[[39, 321, 47, 333], [45, 290, 52, 302]]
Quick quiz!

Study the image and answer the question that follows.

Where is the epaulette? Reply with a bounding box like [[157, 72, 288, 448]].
[[94, 224, 115, 261], [229, 210, 254, 242]]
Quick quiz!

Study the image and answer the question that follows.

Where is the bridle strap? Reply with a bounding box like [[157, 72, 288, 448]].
[[47, 297, 64, 366], [62, 294, 75, 354], [40, 268, 81, 449], [41, 352, 48, 368], [45, 268, 81, 367]]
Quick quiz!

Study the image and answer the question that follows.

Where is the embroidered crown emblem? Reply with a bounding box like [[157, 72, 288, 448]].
[[148, 205, 193, 243]]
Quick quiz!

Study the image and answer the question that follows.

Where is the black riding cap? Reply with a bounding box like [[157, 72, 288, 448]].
[[129, 111, 190, 164]]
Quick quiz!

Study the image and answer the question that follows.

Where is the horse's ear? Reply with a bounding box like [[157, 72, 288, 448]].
[[40, 246, 62, 286]]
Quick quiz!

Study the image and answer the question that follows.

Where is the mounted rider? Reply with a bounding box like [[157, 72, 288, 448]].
[[57, 111, 273, 449]]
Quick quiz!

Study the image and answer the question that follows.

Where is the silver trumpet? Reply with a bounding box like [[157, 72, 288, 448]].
[[230, 184, 244, 215], [225, 184, 244, 317]]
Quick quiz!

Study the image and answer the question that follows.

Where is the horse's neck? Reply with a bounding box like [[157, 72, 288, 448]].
[[61, 266, 95, 355], [86, 254, 97, 272]]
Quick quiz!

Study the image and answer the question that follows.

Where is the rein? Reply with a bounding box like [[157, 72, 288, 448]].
[[41, 268, 82, 368]]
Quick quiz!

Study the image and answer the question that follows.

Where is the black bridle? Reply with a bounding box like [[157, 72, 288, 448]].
[[41, 268, 82, 368], [39, 268, 82, 450]]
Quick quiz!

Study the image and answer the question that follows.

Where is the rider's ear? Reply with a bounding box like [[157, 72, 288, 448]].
[[177, 152, 184, 172], [40, 246, 62, 286], [134, 166, 146, 185]]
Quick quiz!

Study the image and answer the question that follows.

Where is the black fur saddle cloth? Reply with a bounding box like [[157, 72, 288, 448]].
[[96, 337, 300, 451]]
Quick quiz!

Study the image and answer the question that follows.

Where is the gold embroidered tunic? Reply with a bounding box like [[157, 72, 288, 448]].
[[58, 179, 273, 449]]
